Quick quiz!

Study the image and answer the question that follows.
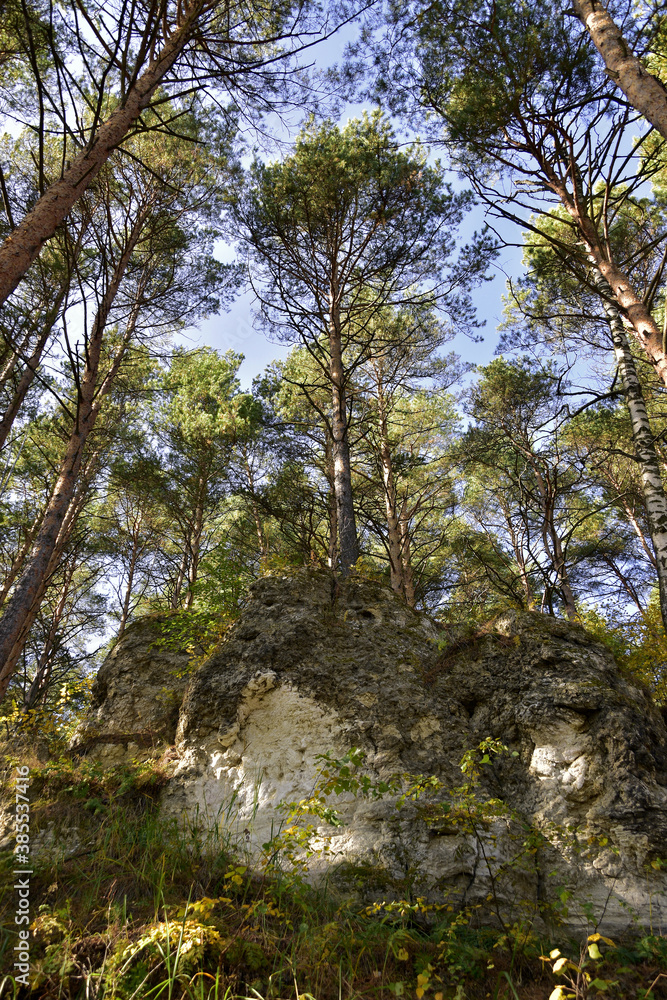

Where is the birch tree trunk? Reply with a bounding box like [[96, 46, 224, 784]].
[[571, 0, 667, 140], [594, 269, 667, 630]]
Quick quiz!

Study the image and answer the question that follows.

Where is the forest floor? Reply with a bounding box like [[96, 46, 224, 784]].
[[1, 747, 667, 1000]]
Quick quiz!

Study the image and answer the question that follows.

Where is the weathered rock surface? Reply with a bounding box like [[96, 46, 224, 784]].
[[71, 616, 191, 763], [76, 571, 667, 933]]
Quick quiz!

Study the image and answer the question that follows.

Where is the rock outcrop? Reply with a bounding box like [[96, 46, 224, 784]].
[[71, 615, 191, 762], [75, 570, 667, 934]]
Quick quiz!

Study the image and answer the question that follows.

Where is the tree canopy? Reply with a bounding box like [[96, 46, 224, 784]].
[[2, 0, 667, 719]]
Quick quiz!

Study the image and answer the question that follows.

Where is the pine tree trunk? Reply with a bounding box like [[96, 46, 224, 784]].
[[595, 270, 667, 630], [550, 526, 578, 621], [0, 450, 102, 695], [171, 548, 189, 610], [398, 500, 416, 606], [0, 510, 45, 606], [601, 553, 646, 616], [373, 367, 403, 594], [185, 477, 206, 609], [118, 528, 141, 639], [381, 441, 403, 594], [0, 327, 35, 388], [22, 557, 76, 711], [527, 456, 578, 620], [584, 240, 667, 386], [0, 285, 68, 449], [328, 295, 358, 575], [620, 497, 659, 571], [503, 510, 533, 607], [549, 171, 667, 386], [325, 435, 338, 570], [571, 0, 667, 140], [242, 448, 267, 559], [0, 426, 96, 699], [0, 223, 143, 701], [0, 4, 202, 307]]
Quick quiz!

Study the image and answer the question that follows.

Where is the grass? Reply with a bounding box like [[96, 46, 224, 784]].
[[1, 751, 667, 999]]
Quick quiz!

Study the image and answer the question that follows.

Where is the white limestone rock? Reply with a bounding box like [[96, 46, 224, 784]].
[[79, 571, 667, 933]]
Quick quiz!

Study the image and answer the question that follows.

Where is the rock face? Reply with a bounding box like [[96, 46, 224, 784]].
[[78, 571, 667, 934], [72, 616, 191, 763]]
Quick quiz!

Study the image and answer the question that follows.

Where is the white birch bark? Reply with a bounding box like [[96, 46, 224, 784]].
[[595, 269, 667, 629]]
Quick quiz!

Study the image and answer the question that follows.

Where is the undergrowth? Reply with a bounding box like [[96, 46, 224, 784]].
[[0, 745, 666, 1000]]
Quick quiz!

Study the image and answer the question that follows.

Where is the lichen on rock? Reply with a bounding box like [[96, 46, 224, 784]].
[[66, 570, 667, 933], [70, 615, 193, 764]]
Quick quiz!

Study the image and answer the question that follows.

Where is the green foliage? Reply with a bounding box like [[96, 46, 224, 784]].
[[150, 610, 232, 665], [2, 744, 667, 998], [242, 111, 465, 292], [0, 672, 95, 752], [577, 602, 667, 704], [165, 349, 257, 448], [392, 0, 596, 158]]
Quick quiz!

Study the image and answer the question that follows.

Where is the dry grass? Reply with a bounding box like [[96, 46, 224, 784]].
[[0, 754, 666, 999]]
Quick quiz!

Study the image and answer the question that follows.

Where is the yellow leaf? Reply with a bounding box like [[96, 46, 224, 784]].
[[397, 948, 409, 961], [415, 990, 424, 1000], [553, 957, 569, 973], [435, 994, 443, 1000], [587, 943, 603, 960], [549, 988, 572, 1000], [550, 948, 561, 959], [588, 933, 615, 947]]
